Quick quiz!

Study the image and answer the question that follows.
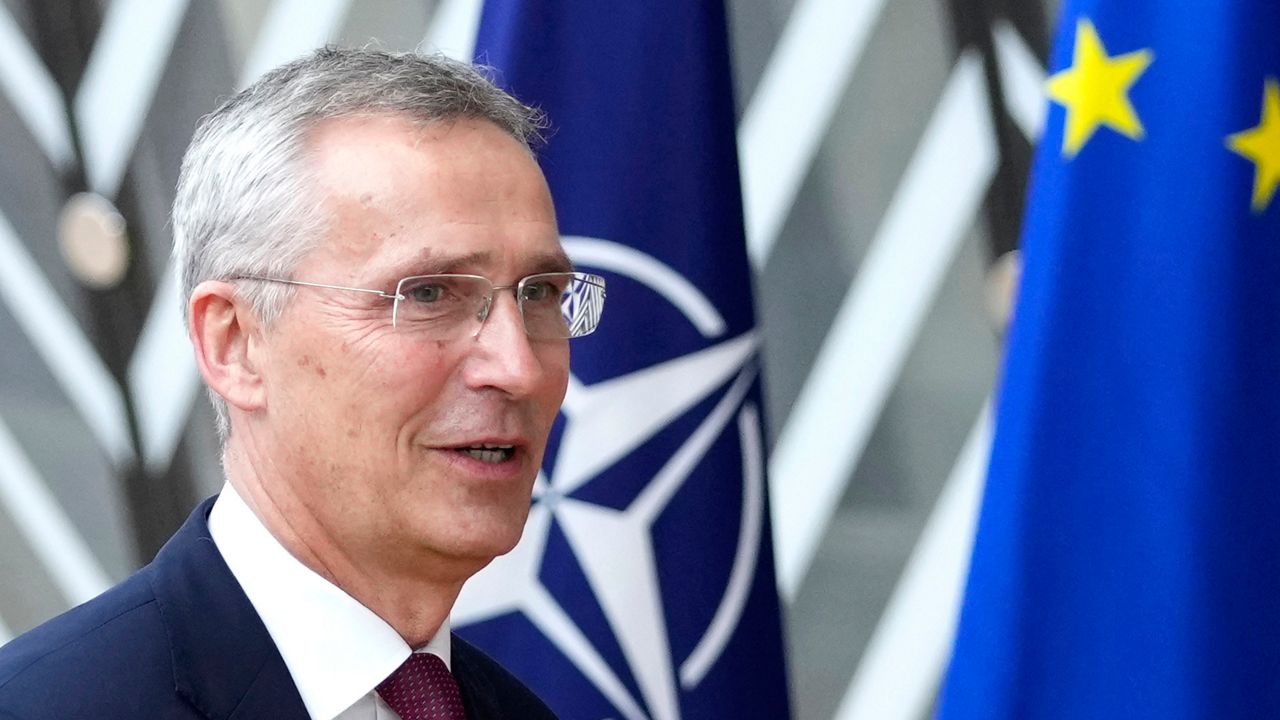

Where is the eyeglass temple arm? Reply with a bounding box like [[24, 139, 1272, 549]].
[[235, 276, 402, 300]]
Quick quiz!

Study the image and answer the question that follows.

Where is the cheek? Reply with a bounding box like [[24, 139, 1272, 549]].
[[374, 347, 460, 427], [542, 340, 570, 379], [293, 354, 329, 378], [538, 346, 572, 415], [276, 333, 426, 434]]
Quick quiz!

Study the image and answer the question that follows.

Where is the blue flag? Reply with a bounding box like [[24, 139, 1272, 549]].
[[939, 2, 1280, 718], [452, 3, 792, 719]]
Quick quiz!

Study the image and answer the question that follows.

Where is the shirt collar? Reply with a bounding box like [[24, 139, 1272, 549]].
[[209, 482, 451, 720]]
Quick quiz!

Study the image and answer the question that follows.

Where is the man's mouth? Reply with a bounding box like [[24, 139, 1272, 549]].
[[455, 444, 515, 463]]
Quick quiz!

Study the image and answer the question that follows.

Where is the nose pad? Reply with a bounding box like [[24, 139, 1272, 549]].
[[472, 288, 530, 341]]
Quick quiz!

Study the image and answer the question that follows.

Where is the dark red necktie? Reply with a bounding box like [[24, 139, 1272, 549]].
[[376, 653, 467, 720]]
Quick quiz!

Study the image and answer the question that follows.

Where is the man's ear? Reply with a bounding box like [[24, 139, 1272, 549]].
[[189, 280, 267, 415]]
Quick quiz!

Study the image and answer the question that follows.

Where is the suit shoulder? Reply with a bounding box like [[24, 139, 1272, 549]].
[[0, 567, 169, 701], [452, 635, 558, 719]]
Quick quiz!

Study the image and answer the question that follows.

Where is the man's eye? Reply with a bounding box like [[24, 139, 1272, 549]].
[[521, 281, 559, 302], [408, 284, 446, 302]]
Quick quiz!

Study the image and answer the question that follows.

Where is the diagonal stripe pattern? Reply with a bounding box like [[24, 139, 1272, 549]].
[[0, 1, 1053, 718]]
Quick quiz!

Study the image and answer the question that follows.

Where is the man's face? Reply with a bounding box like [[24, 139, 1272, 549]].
[[253, 116, 569, 577]]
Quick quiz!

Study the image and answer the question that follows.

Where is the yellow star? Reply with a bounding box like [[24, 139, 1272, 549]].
[[1045, 18, 1154, 158], [1226, 78, 1280, 213]]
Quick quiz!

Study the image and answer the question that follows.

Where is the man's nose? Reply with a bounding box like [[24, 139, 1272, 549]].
[[464, 292, 546, 397]]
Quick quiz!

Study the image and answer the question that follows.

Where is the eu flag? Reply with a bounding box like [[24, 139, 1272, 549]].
[[451, 3, 792, 719], [939, 1, 1280, 718]]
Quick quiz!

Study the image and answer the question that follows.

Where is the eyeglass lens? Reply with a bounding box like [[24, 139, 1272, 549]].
[[393, 272, 605, 339]]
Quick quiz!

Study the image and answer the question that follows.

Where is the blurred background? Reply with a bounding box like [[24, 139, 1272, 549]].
[[0, 0, 1058, 718]]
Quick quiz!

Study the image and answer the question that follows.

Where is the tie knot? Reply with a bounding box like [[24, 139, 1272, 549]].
[[377, 653, 466, 720]]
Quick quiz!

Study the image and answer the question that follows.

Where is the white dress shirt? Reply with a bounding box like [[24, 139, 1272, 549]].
[[209, 482, 452, 720]]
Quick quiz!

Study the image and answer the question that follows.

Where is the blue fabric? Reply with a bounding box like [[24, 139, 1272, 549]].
[[0, 498, 310, 720], [0, 500, 546, 720], [938, 2, 1280, 718], [459, 2, 792, 718]]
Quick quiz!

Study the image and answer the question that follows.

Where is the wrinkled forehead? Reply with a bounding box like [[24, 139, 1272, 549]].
[[295, 114, 564, 282]]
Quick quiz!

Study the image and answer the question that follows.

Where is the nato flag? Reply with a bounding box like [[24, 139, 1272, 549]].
[[451, 3, 793, 719], [939, 1, 1280, 718]]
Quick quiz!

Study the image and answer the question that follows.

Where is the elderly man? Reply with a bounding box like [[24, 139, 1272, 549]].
[[0, 48, 604, 720]]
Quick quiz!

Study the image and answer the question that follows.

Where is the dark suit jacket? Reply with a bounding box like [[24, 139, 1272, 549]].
[[0, 498, 556, 719]]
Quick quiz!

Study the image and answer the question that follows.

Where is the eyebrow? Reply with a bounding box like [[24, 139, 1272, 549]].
[[525, 250, 575, 274], [394, 249, 574, 278]]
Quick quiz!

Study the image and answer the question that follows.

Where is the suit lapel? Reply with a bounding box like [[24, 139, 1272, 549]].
[[451, 635, 500, 720], [148, 498, 310, 720]]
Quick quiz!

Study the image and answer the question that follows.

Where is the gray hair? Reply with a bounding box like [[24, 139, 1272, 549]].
[[172, 46, 546, 439]]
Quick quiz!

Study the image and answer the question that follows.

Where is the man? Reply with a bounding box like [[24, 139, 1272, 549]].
[[0, 47, 605, 719]]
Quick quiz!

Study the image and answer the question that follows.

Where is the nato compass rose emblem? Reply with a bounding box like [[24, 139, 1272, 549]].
[[454, 237, 769, 720]]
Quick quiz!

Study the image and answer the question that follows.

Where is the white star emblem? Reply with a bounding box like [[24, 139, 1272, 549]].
[[455, 239, 769, 720]]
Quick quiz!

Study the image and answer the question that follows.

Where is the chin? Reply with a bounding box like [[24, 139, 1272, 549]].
[[473, 516, 529, 558], [424, 507, 529, 564]]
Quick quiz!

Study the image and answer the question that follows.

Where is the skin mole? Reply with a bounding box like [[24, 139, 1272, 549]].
[[296, 355, 326, 377]]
